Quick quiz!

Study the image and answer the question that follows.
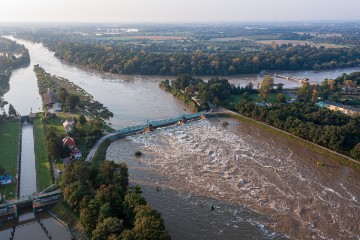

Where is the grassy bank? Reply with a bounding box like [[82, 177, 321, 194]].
[[33, 113, 53, 191], [216, 112, 360, 172], [0, 119, 20, 198], [91, 138, 112, 167]]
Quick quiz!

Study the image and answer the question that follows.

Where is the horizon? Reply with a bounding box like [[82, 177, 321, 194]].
[[1, 0, 359, 23]]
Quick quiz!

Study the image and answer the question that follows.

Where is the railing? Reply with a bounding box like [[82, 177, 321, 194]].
[[116, 112, 205, 136]]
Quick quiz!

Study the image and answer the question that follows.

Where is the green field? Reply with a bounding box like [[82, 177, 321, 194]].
[[33, 114, 53, 191], [0, 119, 20, 198]]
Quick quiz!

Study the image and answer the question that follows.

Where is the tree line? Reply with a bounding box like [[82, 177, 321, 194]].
[[40, 40, 360, 76], [61, 160, 170, 240]]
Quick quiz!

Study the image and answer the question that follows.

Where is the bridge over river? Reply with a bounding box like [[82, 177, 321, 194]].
[[0, 186, 62, 224], [86, 111, 207, 161]]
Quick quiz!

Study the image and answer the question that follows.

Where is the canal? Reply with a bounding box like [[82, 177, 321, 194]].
[[0, 38, 71, 239]]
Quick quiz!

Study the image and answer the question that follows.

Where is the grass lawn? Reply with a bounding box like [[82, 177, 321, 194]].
[[230, 93, 291, 104], [0, 119, 20, 198], [44, 112, 94, 158], [33, 113, 53, 191]]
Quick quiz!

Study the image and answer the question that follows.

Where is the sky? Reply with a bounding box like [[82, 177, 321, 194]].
[[0, 0, 359, 23]]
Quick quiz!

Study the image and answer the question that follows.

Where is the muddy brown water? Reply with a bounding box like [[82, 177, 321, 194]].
[[107, 118, 360, 239], [0, 211, 71, 240]]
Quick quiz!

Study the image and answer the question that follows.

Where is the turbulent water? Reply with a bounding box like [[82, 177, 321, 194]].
[[107, 118, 360, 240]]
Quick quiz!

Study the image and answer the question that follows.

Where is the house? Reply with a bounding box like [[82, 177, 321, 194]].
[[41, 90, 58, 107], [63, 136, 76, 149], [317, 101, 360, 116], [0, 176, 12, 185], [72, 148, 83, 160], [53, 103, 62, 112], [63, 119, 75, 133]]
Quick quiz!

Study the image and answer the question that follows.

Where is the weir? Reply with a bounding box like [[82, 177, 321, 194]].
[[86, 111, 207, 161]]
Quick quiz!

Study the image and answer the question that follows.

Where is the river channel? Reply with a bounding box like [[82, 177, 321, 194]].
[[107, 118, 360, 239], [2, 36, 360, 239], [4, 36, 360, 129]]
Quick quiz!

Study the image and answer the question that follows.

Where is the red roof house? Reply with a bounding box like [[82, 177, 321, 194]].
[[62, 136, 75, 149]]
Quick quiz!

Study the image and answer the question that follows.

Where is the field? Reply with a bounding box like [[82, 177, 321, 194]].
[[33, 114, 53, 191], [101, 35, 189, 41], [0, 119, 20, 198], [257, 40, 345, 48]]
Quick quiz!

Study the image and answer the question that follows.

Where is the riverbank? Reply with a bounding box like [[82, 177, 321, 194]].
[[33, 113, 53, 191], [0, 119, 20, 198], [212, 110, 360, 172]]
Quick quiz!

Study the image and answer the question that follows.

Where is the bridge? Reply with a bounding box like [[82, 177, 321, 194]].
[[0, 188, 62, 224], [274, 73, 315, 85], [86, 112, 206, 161]]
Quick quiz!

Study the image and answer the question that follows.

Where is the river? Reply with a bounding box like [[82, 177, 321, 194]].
[[4, 36, 360, 129], [2, 36, 360, 239], [107, 118, 360, 239]]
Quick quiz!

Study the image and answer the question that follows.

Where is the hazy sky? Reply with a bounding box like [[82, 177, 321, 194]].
[[0, 0, 359, 23]]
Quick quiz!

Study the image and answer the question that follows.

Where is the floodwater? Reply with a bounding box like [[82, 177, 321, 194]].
[[0, 211, 72, 240], [107, 118, 360, 239], [4, 36, 360, 128], [2, 36, 360, 239], [4, 36, 190, 129], [19, 121, 37, 197]]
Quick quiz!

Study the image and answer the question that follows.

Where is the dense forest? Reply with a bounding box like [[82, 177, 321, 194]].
[[236, 101, 360, 159], [61, 160, 170, 240], [43, 41, 360, 76]]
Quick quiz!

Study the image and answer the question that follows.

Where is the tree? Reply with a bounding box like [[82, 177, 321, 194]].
[[62, 180, 90, 211], [91, 217, 124, 240], [297, 82, 312, 102], [57, 88, 68, 103], [80, 199, 100, 232], [276, 93, 287, 103], [132, 205, 170, 240], [351, 143, 360, 160], [79, 114, 87, 124], [344, 80, 355, 94], [8, 104, 17, 116], [259, 75, 273, 102], [46, 137, 63, 160], [65, 94, 80, 111], [123, 187, 146, 227]]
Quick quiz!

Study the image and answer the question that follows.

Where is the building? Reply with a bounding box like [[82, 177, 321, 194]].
[[63, 119, 75, 133], [72, 148, 83, 160], [62, 136, 76, 149], [0, 175, 12, 185], [41, 90, 58, 107], [317, 101, 360, 116], [53, 103, 62, 112]]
